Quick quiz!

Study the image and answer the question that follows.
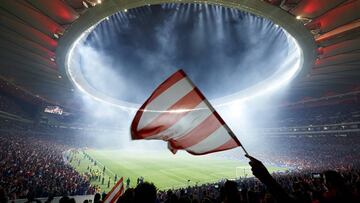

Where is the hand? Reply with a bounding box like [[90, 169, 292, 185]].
[[245, 154, 273, 183]]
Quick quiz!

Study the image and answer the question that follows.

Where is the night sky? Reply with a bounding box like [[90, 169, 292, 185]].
[[79, 3, 289, 103]]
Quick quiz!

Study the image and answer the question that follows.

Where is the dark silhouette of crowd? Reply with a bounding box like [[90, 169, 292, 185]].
[[0, 94, 29, 119], [83, 163, 360, 203], [1, 128, 360, 202], [0, 90, 37, 120]]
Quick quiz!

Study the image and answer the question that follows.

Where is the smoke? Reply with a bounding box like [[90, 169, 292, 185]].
[[69, 3, 299, 155]]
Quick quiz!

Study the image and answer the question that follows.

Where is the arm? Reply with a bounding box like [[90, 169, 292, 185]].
[[246, 155, 296, 203]]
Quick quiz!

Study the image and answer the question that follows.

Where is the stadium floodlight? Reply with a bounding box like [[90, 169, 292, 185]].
[[82, 1, 89, 8], [57, 0, 316, 112]]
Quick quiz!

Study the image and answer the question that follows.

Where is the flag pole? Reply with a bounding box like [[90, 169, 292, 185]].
[[239, 144, 249, 156]]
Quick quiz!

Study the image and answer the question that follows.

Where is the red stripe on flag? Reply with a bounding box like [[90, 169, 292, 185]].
[[131, 70, 187, 140], [138, 89, 203, 138], [110, 185, 124, 203], [131, 69, 242, 155], [194, 85, 241, 147], [192, 86, 243, 146], [170, 113, 222, 149], [103, 177, 123, 203], [211, 108, 241, 146], [188, 139, 239, 155], [131, 101, 147, 139], [147, 70, 186, 104], [213, 138, 239, 152]]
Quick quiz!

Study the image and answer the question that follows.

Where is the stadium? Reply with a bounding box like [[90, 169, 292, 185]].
[[0, 0, 359, 203]]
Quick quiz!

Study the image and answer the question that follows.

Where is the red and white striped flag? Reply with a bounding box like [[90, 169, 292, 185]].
[[131, 70, 243, 155], [103, 177, 124, 203]]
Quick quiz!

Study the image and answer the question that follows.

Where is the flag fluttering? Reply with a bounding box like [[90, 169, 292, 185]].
[[103, 177, 124, 203], [131, 70, 244, 155]]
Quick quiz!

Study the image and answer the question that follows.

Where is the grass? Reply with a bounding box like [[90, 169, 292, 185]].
[[69, 149, 285, 193]]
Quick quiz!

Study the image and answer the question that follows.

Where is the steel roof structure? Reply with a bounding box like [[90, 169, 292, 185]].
[[0, 0, 359, 107]]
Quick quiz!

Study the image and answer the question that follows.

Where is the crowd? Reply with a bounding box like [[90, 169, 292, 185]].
[[273, 102, 360, 127], [150, 134, 360, 203], [0, 129, 360, 202], [0, 132, 95, 199], [249, 133, 360, 170], [49, 164, 360, 203], [154, 165, 360, 203], [1, 94, 360, 202], [0, 118, 31, 132], [0, 92, 32, 119]]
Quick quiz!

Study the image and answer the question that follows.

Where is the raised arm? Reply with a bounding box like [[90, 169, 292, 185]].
[[246, 154, 297, 203]]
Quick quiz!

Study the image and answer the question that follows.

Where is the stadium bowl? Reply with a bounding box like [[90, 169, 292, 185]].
[[56, 0, 316, 111]]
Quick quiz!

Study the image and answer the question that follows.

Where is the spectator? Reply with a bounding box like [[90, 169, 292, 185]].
[[116, 188, 134, 203], [0, 133, 94, 198], [134, 182, 157, 203], [94, 193, 102, 203]]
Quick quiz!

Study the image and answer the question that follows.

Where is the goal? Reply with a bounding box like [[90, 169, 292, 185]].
[[235, 166, 251, 178]]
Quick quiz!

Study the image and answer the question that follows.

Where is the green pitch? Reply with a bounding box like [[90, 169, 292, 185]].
[[69, 149, 285, 192]]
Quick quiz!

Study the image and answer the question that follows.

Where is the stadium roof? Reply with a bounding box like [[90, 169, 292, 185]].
[[0, 0, 359, 108]]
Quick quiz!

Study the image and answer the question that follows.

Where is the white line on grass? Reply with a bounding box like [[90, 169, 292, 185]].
[[81, 150, 116, 176]]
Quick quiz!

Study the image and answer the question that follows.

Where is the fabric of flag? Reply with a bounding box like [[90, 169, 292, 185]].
[[103, 177, 124, 203], [131, 70, 242, 155]]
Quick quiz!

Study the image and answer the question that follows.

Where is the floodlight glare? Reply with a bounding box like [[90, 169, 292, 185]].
[[58, 0, 316, 112]]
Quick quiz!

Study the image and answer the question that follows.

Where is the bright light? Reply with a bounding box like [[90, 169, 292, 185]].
[[296, 16, 301, 20], [82, 1, 89, 8], [65, 5, 304, 113], [213, 31, 303, 107], [229, 101, 244, 116], [97, 0, 102, 4]]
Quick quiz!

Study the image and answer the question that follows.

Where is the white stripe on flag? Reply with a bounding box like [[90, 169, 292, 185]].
[[109, 185, 124, 203], [103, 182, 123, 203], [145, 101, 213, 140], [138, 78, 194, 130], [186, 126, 232, 154], [131, 69, 242, 155]]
